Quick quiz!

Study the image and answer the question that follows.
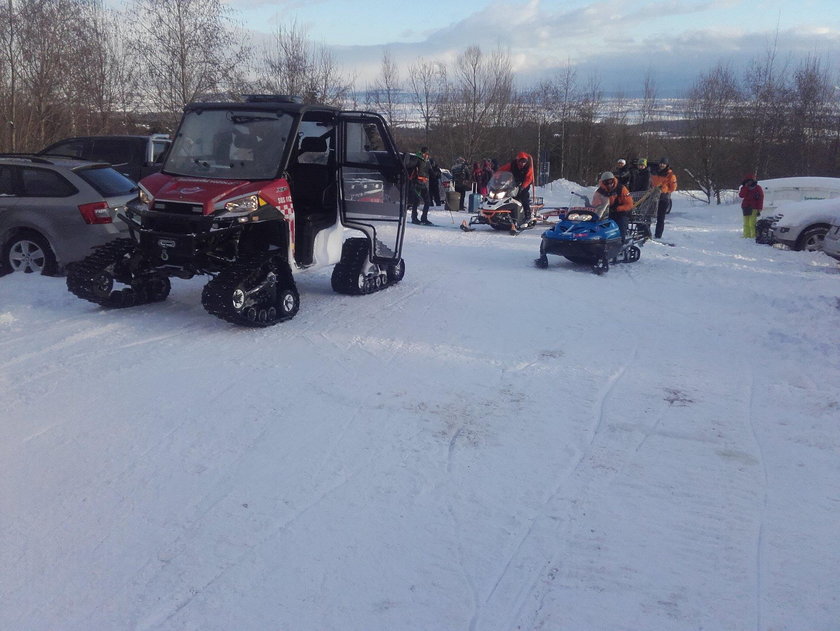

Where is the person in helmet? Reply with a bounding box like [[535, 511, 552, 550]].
[[650, 157, 677, 238], [592, 171, 634, 241], [498, 151, 535, 228]]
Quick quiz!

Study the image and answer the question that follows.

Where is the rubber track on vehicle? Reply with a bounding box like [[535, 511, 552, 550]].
[[66, 238, 147, 308], [201, 260, 298, 327], [330, 238, 372, 295]]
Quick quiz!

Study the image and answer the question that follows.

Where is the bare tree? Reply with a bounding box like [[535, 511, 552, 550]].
[[445, 45, 514, 161], [67, 2, 139, 135], [541, 65, 577, 180], [368, 48, 400, 127], [257, 20, 353, 107], [639, 69, 657, 155], [406, 59, 446, 144], [788, 55, 834, 173], [741, 39, 790, 178], [129, 0, 252, 127], [0, 0, 18, 150], [684, 63, 741, 203], [11, 0, 90, 147], [572, 75, 603, 185]]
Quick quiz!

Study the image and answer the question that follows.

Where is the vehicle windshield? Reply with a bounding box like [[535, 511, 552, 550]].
[[164, 109, 294, 180], [487, 170, 515, 193]]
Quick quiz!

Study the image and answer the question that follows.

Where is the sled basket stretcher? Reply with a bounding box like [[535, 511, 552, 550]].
[[627, 188, 660, 241]]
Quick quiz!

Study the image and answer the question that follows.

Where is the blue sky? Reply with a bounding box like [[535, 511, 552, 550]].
[[111, 0, 840, 95]]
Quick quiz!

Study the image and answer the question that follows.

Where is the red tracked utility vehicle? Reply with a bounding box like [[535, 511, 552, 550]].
[[67, 95, 410, 327]]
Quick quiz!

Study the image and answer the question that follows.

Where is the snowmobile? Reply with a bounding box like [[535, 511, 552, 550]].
[[534, 188, 660, 275], [67, 95, 409, 327], [460, 171, 538, 234]]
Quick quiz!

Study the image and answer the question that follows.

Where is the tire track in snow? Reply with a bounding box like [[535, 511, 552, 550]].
[[745, 365, 768, 631], [466, 344, 639, 631]]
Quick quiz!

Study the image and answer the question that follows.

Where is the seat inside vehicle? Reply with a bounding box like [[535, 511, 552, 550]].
[[290, 134, 337, 265]]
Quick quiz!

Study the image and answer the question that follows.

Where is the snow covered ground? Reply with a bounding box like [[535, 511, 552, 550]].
[[2, 181, 839, 630]]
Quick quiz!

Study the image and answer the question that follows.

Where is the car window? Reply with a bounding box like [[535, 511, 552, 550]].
[[0, 165, 14, 195], [43, 139, 86, 158], [89, 138, 140, 165], [76, 166, 137, 197], [19, 167, 78, 197]]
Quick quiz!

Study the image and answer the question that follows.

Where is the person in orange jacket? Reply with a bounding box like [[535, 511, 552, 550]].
[[650, 157, 677, 238], [498, 151, 535, 227], [738, 173, 764, 238], [592, 171, 634, 241]]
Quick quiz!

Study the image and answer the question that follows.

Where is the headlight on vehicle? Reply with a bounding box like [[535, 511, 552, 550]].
[[138, 186, 152, 206], [224, 194, 260, 215]]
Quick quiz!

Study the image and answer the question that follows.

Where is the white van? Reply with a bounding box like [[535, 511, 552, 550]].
[[762, 177, 840, 210]]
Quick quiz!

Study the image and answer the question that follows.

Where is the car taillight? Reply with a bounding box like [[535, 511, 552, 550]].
[[78, 201, 112, 224]]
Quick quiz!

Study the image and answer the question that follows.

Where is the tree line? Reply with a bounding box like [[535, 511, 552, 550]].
[[1, 0, 838, 202]]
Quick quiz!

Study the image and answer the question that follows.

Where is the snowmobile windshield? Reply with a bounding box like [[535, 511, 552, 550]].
[[486, 171, 516, 198], [487, 171, 516, 194], [164, 109, 294, 180]]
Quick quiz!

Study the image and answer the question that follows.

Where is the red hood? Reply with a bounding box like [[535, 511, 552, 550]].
[[141, 173, 274, 215]]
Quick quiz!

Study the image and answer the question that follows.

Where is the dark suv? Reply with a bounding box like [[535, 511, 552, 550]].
[[39, 134, 171, 182], [0, 155, 138, 275]]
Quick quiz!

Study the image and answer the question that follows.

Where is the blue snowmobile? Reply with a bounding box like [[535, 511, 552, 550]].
[[534, 188, 660, 275]]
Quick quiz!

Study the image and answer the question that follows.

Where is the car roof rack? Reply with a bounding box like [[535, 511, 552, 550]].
[[0, 153, 54, 164], [243, 94, 303, 104]]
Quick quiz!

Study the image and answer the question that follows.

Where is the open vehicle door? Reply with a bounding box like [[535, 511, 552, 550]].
[[337, 113, 407, 263]]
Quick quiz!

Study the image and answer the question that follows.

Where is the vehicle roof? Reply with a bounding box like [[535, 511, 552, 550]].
[[42, 134, 169, 144], [183, 100, 340, 115], [0, 154, 113, 170]]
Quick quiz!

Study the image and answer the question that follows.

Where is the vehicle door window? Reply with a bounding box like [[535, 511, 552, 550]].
[[19, 167, 78, 197], [43, 139, 86, 158], [90, 138, 139, 166], [0, 165, 15, 196], [343, 122, 388, 166]]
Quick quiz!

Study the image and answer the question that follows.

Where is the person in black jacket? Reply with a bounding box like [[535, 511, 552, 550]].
[[629, 158, 650, 192], [428, 155, 442, 207], [408, 147, 433, 225], [614, 158, 631, 190]]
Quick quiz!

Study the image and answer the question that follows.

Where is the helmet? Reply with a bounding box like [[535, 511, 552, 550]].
[[636, 158, 647, 167], [600, 171, 615, 182], [616, 159, 626, 166], [659, 157, 669, 165]]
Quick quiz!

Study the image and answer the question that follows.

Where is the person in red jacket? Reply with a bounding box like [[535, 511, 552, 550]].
[[592, 171, 634, 241], [498, 151, 535, 227], [738, 173, 764, 238]]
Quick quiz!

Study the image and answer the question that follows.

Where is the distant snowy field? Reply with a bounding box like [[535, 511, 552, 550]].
[[2, 181, 839, 630]]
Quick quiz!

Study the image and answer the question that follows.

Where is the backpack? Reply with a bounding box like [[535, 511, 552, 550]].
[[453, 163, 470, 187]]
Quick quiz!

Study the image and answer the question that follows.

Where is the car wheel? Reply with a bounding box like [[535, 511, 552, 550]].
[[3, 232, 58, 275], [798, 226, 828, 252]]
